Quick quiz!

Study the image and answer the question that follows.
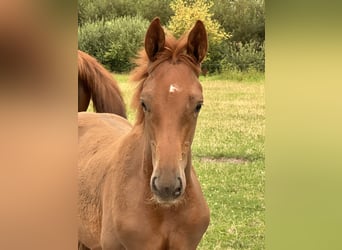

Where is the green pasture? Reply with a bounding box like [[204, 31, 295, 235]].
[[89, 74, 265, 249], [193, 77, 265, 250]]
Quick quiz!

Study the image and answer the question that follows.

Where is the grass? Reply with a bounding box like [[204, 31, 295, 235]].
[[193, 78, 265, 250], [90, 73, 265, 249], [202, 68, 265, 83]]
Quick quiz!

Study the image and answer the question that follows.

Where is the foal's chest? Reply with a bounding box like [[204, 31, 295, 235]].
[[114, 204, 209, 250]]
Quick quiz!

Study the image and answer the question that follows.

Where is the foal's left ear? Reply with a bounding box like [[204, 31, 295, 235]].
[[145, 17, 165, 62], [187, 20, 208, 64]]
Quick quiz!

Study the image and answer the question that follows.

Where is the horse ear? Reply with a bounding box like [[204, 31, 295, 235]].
[[187, 20, 208, 64], [145, 17, 165, 62]]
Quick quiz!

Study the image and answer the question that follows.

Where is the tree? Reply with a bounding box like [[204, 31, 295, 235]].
[[78, 16, 149, 72], [136, 0, 173, 25], [211, 0, 265, 44], [78, 0, 137, 26], [167, 0, 228, 44], [167, 0, 229, 72]]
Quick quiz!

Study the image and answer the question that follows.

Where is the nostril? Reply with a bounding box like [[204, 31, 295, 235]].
[[151, 176, 183, 199], [173, 177, 182, 197], [152, 176, 158, 191], [177, 177, 183, 189], [174, 187, 181, 197]]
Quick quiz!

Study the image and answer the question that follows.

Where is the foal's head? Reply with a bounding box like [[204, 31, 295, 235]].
[[132, 18, 208, 205]]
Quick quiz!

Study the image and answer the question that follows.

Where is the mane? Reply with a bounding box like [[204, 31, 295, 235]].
[[78, 50, 126, 116], [78, 50, 115, 89], [130, 31, 202, 125]]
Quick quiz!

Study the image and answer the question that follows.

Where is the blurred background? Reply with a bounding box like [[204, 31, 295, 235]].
[[78, 0, 265, 79]]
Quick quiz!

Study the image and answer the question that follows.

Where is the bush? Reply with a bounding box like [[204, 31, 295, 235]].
[[103, 16, 149, 72], [201, 41, 227, 74], [168, 0, 228, 41], [77, 0, 265, 74], [78, 0, 173, 26], [78, 16, 149, 72], [167, 0, 229, 74], [136, 0, 173, 25], [78, 0, 137, 26], [202, 40, 264, 74], [222, 40, 265, 72], [78, 20, 113, 64], [212, 0, 265, 44]]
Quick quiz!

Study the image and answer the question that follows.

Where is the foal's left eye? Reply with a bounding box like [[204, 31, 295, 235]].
[[195, 103, 203, 113], [141, 100, 147, 112]]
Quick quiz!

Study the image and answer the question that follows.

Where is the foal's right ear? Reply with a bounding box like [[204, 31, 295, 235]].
[[145, 17, 165, 62]]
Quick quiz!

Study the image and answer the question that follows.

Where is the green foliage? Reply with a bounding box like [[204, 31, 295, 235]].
[[201, 41, 226, 73], [168, 0, 228, 43], [78, 19, 113, 64], [204, 0, 265, 74], [78, 16, 149, 72], [203, 40, 264, 74], [103, 16, 149, 72], [78, 0, 137, 26], [167, 0, 230, 73], [212, 0, 265, 44], [136, 0, 173, 25], [222, 41, 265, 72], [78, 0, 173, 26], [77, 0, 265, 74]]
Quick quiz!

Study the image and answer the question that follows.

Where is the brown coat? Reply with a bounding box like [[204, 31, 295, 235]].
[[78, 18, 210, 250]]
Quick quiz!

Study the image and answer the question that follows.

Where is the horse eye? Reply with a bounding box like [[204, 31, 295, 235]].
[[195, 103, 203, 113], [141, 100, 147, 112]]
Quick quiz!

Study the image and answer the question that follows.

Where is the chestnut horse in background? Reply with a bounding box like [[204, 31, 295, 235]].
[[78, 50, 127, 118], [78, 18, 210, 249]]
